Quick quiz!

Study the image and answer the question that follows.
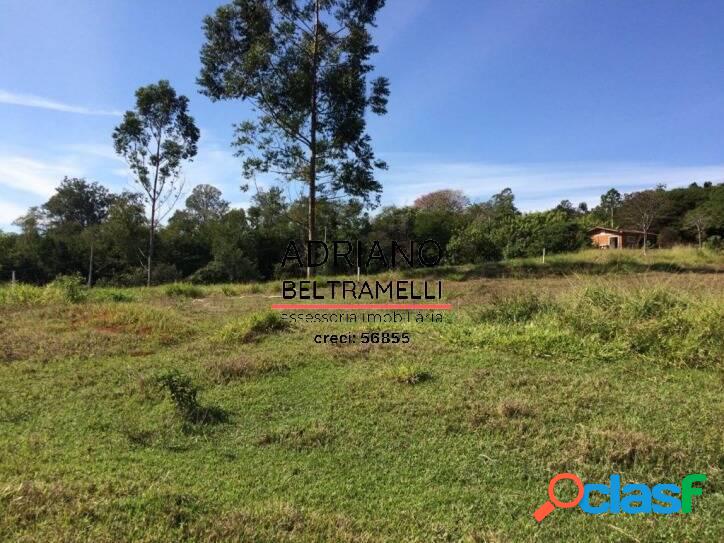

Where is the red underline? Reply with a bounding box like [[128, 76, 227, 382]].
[[271, 303, 452, 310]]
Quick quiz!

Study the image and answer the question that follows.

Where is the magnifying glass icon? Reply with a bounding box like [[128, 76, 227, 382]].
[[534, 473, 584, 522]]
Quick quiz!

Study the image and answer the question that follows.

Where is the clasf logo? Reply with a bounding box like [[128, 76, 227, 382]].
[[534, 473, 706, 522]]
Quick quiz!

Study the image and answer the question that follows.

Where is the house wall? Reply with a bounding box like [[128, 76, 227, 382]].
[[591, 232, 622, 248], [591, 231, 656, 248]]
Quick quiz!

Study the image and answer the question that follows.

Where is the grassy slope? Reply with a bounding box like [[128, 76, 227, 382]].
[[0, 248, 722, 542]]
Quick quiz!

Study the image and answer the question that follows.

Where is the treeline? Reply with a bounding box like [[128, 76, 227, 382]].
[[1, 179, 722, 285]]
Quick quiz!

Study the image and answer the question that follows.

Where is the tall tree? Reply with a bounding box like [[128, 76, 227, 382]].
[[43, 177, 113, 285], [489, 188, 518, 220], [198, 0, 390, 276], [414, 190, 470, 213], [599, 188, 622, 228], [44, 177, 112, 229], [684, 208, 710, 249], [113, 80, 200, 286], [184, 184, 230, 224], [11, 208, 49, 282], [619, 186, 669, 254], [96, 192, 148, 280]]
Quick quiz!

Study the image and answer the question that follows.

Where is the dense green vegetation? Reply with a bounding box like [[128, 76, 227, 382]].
[[2, 180, 722, 285], [1, 249, 722, 541]]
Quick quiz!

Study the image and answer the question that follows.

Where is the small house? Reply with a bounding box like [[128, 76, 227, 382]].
[[588, 227, 656, 249]]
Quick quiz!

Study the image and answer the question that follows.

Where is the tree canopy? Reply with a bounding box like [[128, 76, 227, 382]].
[[113, 80, 200, 285], [198, 0, 390, 275], [3, 181, 722, 285]]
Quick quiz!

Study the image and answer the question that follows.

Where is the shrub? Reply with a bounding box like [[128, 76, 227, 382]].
[[155, 371, 201, 419], [155, 370, 227, 424], [165, 283, 205, 299], [45, 274, 88, 303], [216, 312, 290, 344], [447, 225, 502, 264], [188, 261, 230, 284]]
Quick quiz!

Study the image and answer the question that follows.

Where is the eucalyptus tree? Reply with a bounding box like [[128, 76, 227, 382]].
[[198, 0, 390, 276], [113, 80, 200, 286], [599, 188, 623, 228]]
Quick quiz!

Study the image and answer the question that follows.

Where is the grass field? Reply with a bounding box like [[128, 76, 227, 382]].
[[1, 248, 722, 542]]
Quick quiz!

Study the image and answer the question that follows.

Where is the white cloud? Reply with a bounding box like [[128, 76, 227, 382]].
[[3, 140, 722, 232], [0, 201, 28, 228], [0, 154, 81, 197], [378, 157, 724, 210], [62, 143, 124, 161], [0, 89, 122, 116]]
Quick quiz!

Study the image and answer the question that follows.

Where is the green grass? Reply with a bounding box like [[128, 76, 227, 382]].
[[0, 248, 722, 541], [452, 284, 723, 368], [402, 246, 724, 280]]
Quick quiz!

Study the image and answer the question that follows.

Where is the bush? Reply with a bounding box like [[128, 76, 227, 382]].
[[155, 371, 200, 418], [447, 225, 502, 264], [155, 370, 227, 424], [165, 283, 205, 299], [188, 261, 230, 284], [216, 311, 290, 343], [45, 274, 88, 303]]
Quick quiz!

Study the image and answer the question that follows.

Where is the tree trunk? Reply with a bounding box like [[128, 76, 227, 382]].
[[148, 134, 162, 287], [147, 215, 155, 287], [307, 0, 320, 279], [643, 230, 647, 255], [87, 239, 94, 287], [697, 226, 702, 249]]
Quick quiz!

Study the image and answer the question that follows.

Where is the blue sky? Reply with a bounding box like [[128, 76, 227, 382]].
[[1, 0, 723, 229]]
